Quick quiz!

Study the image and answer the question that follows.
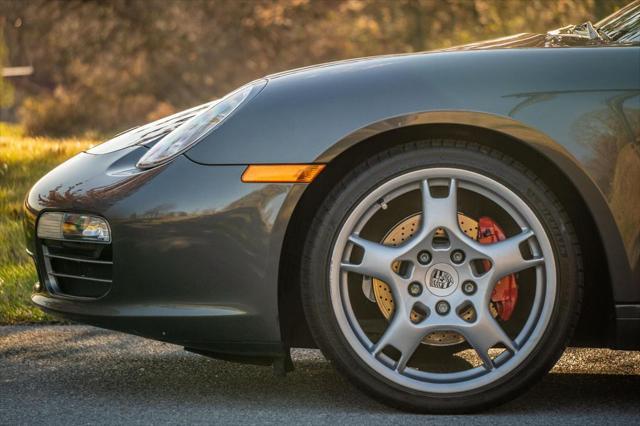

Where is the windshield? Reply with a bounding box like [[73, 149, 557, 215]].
[[595, 0, 640, 42]]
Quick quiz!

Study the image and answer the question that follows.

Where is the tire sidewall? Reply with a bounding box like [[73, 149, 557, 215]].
[[301, 141, 581, 413]]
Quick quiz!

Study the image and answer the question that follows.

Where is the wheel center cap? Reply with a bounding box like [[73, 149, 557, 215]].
[[425, 263, 458, 297]]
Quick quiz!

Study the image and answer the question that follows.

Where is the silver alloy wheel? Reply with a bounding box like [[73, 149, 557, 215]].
[[330, 168, 556, 394]]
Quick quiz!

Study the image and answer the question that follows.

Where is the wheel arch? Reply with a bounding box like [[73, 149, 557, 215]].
[[278, 111, 627, 349]]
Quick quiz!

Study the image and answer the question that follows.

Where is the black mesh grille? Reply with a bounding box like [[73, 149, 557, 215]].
[[40, 239, 113, 299]]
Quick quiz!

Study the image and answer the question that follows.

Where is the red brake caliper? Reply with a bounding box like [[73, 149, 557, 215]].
[[478, 216, 518, 321]]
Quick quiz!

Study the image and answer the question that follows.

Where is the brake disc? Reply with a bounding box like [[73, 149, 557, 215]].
[[371, 213, 480, 346]]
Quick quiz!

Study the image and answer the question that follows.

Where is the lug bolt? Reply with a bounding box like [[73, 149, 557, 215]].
[[417, 250, 432, 265], [450, 249, 466, 264], [435, 300, 450, 315], [408, 281, 423, 297], [462, 280, 477, 295]]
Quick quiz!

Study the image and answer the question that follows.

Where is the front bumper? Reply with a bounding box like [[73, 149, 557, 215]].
[[25, 147, 296, 355]]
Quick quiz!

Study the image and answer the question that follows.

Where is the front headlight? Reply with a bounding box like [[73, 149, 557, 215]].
[[86, 101, 217, 155], [137, 79, 267, 169], [37, 212, 111, 243]]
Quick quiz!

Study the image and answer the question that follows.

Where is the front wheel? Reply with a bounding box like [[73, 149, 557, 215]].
[[301, 140, 582, 413]]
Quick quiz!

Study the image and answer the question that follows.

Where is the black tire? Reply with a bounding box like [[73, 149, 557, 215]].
[[300, 140, 583, 413]]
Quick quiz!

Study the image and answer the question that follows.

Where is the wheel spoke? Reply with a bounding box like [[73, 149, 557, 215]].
[[420, 178, 459, 235], [372, 314, 426, 372], [482, 229, 544, 280], [340, 234, 401, 284], [463, 312, 517, 370]]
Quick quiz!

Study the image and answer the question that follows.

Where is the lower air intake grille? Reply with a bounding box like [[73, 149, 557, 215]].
[[40, 239, 113, 299]]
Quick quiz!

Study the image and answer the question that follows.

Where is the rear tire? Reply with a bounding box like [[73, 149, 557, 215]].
[[301, 140, 582, 413]]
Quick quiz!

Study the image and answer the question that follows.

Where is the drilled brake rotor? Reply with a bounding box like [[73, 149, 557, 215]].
[[372, 213, 482, 346]]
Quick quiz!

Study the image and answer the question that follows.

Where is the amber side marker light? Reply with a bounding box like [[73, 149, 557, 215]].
[[242, 164, 326, 183]]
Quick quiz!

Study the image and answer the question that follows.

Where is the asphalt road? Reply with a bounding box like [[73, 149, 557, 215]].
[[1, 325, 639, 425]]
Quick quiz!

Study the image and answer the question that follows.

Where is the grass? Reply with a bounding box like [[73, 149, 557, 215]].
[[0, 122, 96, 323]]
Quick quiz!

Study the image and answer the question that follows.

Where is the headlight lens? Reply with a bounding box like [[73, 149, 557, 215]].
[[87, 101, 217, 155], [37, 212, 111, 243], [137, 79, 267, 169]]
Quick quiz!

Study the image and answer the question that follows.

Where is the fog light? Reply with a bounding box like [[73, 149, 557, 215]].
[[37, 212, 111, 243]]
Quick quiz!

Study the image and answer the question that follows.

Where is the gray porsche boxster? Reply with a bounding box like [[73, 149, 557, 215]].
[[24, 1, 640, 413]]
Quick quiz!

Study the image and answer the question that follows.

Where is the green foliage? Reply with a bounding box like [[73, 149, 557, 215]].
[[0, 121, 22, 137], [0, 30, 14, 107], [0, 0, 630, 137], [0, 128, 95, 323]]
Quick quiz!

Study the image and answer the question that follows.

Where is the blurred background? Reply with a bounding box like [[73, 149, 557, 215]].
[[0, 0, 630, 138], [0, 0, 631, 323]]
